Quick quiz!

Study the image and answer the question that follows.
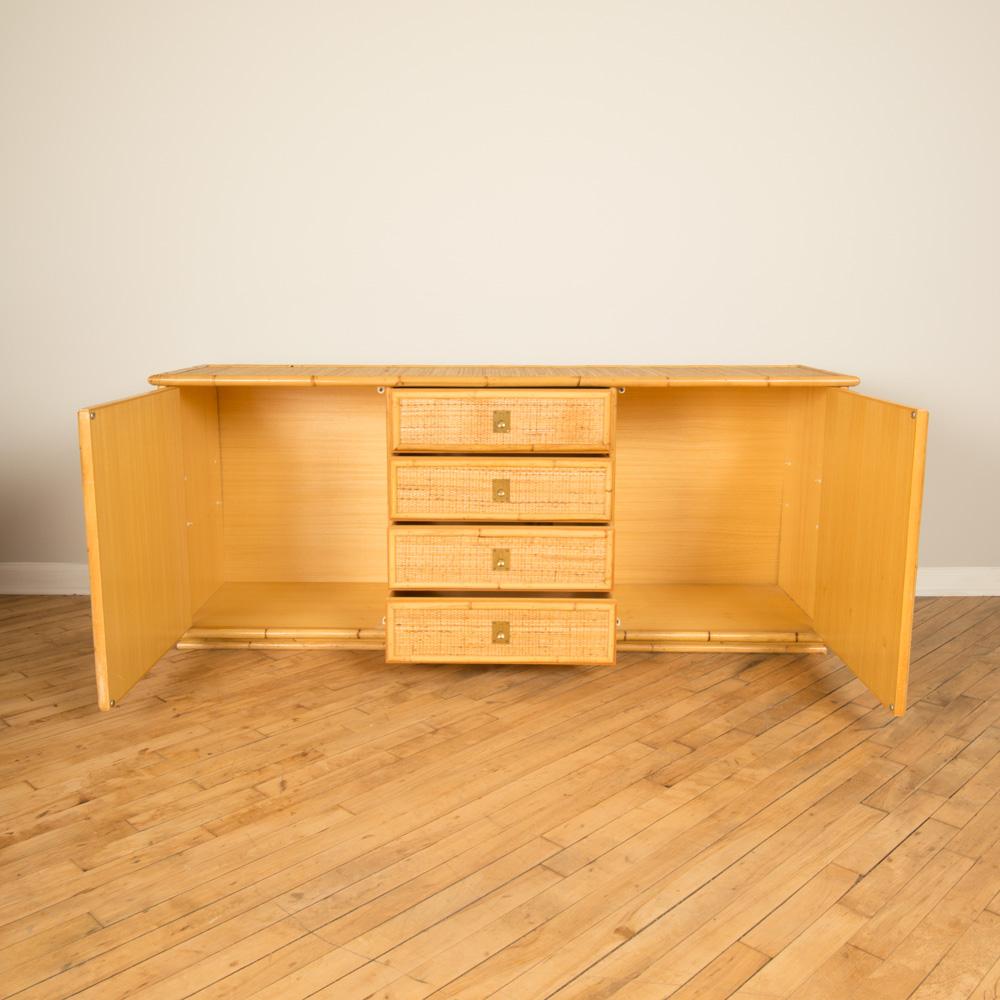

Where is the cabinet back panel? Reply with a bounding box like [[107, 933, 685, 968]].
[[615, 388, 790, 585], [219, 387, 388, 582], [777, 388, 827, 616], [179, 387, 224, 612]]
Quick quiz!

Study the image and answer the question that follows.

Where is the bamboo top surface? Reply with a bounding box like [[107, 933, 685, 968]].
[[149, 364, 860, 388]]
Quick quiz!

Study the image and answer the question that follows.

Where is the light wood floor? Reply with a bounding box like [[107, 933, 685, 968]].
[[3, 596, 1000, 999]]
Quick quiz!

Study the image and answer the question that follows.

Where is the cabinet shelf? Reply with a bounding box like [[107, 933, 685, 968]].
[[79, 370, 926, 713], [180, 582, 387, 649], [614, 583, 823, 653]]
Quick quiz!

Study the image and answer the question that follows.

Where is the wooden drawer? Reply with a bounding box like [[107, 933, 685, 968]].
[[385, 598, 617, 664], [389, 457, 613, 522], [389, 525, 613, 591], [389, 389, 614, 453]]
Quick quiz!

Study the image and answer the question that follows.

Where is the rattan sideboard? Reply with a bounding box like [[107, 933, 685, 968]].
[[79, 365, 927, 715]]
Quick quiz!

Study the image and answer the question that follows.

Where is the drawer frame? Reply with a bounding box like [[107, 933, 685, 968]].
[[388, 456, 614, 522], [388, 525, 614, 591], [385, 597, 618, 665], [389, 388, 615, 454]]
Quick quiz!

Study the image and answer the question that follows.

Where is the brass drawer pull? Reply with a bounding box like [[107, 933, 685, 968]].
[[492, 620, 510, 644], [493, 410, 511, 433], [492, 478, 510, 502], [492, 548, 510, 571]]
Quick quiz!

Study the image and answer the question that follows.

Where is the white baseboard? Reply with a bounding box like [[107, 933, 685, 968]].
[[0, 562, 91, 595], [1, 562, 998, 598], [916, 566, 1000, 597]]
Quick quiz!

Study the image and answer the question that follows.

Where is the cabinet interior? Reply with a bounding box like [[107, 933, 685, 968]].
[[179, 384, 828, 650]]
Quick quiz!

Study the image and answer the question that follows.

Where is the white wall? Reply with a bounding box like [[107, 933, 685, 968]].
[[2, 1, 999, 591]]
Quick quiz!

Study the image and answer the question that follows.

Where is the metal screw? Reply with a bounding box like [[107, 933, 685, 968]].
[[110, 699, 116, 707], [617, 387, 626, 394], [89, 411, 96, 420], [377, 386, 386, 394]]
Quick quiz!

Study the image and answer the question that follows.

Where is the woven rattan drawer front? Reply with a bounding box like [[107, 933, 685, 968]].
[[386, 598, 617, 664], [389, 526, 613, 591], [389, 457, 613, 522], [390, 389, 615, 453]]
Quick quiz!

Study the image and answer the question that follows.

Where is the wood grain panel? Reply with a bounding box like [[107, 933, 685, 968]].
[[179, 387, 223, 614], [190, 581, 386, 631], [615, 583, 814, 638], [814, 390, 928, 715], [777, 388, 828, 617], [219, 387, 387, 582], [78, 389, 190, 709], [615, 388, 791, 585]]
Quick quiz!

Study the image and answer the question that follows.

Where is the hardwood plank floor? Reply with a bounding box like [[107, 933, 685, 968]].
[[2, 595, 1000, 999]]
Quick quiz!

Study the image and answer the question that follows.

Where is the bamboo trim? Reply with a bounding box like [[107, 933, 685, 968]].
[[180, 625, 385, 642], [175, 634, 826, 655], [149, 364, 862, 389], [618, 627, 822, 644], [623, 629, 710, 643], [618, 641, 828, 654], [176, 638, 384, 651]]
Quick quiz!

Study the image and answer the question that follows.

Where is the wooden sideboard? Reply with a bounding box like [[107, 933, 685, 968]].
[[78, 365, 927, 715]]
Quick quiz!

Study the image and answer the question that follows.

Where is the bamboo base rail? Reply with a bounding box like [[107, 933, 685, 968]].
[[177, 624, 826, 656]]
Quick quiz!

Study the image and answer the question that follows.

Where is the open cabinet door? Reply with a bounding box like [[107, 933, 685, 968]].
[[79, 389, 191, 709], [814, 390, 928, 715]]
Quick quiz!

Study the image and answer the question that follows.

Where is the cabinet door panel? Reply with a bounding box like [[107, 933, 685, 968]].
[[814, 391, 928, 715], [79, 389, 190, 709]]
